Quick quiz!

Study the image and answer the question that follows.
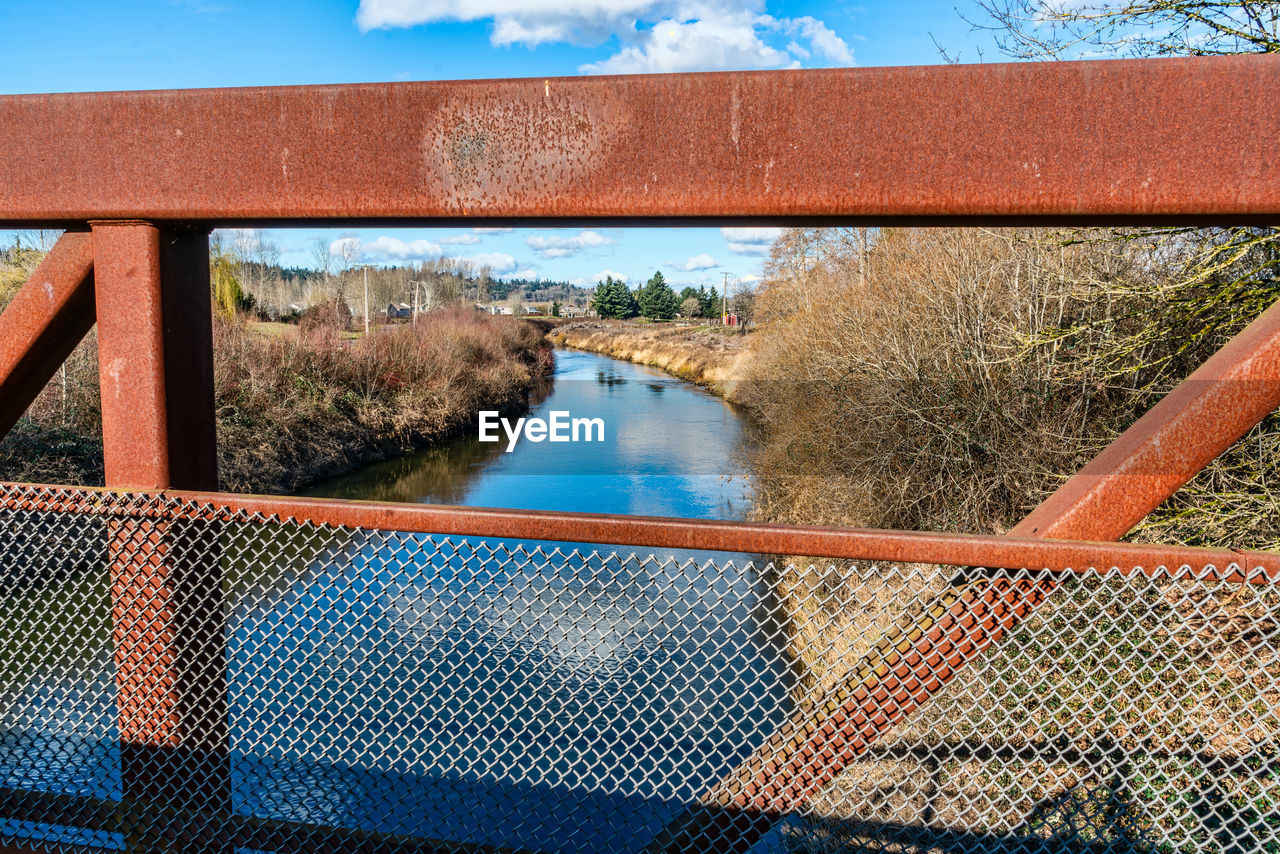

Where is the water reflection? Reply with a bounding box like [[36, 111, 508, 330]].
[[0, 351, 789, 854], [230, 535, 793, 852], [305, 350, 754, 521]]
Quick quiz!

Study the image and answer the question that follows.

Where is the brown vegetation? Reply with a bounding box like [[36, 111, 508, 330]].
[[0, 307, 552, 494], [743, 226, 1280, 548], [549, 320, 753, 402]]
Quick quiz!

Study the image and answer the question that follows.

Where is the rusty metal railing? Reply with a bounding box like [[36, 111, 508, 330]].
[[0, 56, 1278, 853], [2, 483, 1279, 854]]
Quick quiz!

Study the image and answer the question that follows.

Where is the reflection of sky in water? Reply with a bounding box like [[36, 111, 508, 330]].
[[0, 352, 788, 854], [277, 352, 787, 851], [306, 349, 755, 522], [230, 532, 794, 853]]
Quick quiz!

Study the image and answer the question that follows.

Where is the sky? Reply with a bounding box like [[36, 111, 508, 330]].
[[0, 0, 1000, 293]]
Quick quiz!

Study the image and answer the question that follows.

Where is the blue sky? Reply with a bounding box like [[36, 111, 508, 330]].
[[1, 0, 997, 292]]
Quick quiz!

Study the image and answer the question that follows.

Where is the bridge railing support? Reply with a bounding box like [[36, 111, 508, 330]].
[[91, 222, 227, 853]]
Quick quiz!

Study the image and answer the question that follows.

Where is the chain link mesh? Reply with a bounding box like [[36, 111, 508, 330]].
[[0, 484, 1276, 853]]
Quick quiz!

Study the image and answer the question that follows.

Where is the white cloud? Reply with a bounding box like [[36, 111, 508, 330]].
[[720, 226, 782, 256], [356, 0, 660, 44], [341, 236, 443, 262], [328, 236, 517, 271], [438, 233, 481, 245], [355, 1, 854, 74], [525, 230, 615, 258], [580, 13, 796, 75], [593, 269, 629, 283], [465, 252, 519, 273], [473, 227, 515, 234], [782, 16, 854, 65], [677, 253, 717, 271]]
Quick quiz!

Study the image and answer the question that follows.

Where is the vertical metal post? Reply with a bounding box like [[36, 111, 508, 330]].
[[91, 221, 227, 851]]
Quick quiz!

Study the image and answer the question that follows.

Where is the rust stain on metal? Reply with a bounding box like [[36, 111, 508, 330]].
[[0, 231, 95, 438], [92, 222, 170, 490], [175, 489, 1280, 581], [3, 481, 1277, 581], [92, 222, 227, 845], [0, 56, 1275, 226]]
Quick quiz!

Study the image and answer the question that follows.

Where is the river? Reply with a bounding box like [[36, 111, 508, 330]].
[[302, 348, 755, 520], [0, 349, 796, 854]]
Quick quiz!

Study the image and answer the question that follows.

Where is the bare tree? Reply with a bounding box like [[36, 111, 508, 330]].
[[309, 237, 336, 286], [970, 0, 1279, 59]]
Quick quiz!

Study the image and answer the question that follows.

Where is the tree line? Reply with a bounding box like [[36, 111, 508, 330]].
[[590, 271, 748, 321]]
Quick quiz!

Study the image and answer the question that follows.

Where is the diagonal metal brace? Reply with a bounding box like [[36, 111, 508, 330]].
[[0, 231, 95, 439]]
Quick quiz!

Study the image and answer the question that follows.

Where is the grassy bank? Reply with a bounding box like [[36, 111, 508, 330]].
[[548, 321, 753, 402], [0, 310, 553, 494]]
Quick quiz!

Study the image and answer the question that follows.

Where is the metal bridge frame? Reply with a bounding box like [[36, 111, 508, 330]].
[[0, 54, 1278, 853]]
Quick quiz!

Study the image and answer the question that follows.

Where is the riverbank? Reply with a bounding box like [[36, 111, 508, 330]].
[[547, 321, 753, 403], [0, 311, 554, 495]]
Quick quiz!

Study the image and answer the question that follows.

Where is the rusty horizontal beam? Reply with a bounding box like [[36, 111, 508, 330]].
[[0, 232, 95, 438], [1, 481, 1277, 580], [0, 56, 1276, 227]]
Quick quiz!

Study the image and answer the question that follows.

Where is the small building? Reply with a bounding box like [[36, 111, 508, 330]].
[[722, 313, 739, 327], [386, 302, 412, 319]]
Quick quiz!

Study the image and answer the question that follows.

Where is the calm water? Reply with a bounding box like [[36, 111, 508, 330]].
[[303, 348, 756, 520], [0, 350, 794, 854]]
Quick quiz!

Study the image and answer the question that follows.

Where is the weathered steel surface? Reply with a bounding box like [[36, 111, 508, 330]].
[[0, 56, 1277, 227], [169, 489, 1280, 580], [91, 222, 226, 852], [2, 481, 1278, 580], [660, 295, 1280, 852], [92, 222, 217, 490], [0, 232, 95, 438]]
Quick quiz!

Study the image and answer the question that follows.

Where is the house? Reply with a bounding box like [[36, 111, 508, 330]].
[[386, 302, 412, 320], [522, 304, 544, 316], [560, 304, 585, 318]]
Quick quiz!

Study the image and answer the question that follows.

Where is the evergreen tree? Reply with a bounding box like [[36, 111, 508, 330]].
[[551, 299, 561, 317], [697, 285, 717, 318], [590, 276, 638, 319], [638, 270, 679, 320], [621, 281, 640, 318]]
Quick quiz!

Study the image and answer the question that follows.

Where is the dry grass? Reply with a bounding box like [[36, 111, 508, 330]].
[[742, 227, 1133, 535], [549, 320, 753, 401], [743, 227, 1280, 849], [0, 309, 552, 493], [214, 310, 552, 492]]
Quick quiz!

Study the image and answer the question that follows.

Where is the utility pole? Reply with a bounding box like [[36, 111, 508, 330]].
[[409, 280, 426, 325], [722, 272, 730, 325], [363, 266, 370, 336]]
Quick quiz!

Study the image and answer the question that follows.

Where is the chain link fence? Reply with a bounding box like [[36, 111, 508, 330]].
[[0, 484, 1276, 853]]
